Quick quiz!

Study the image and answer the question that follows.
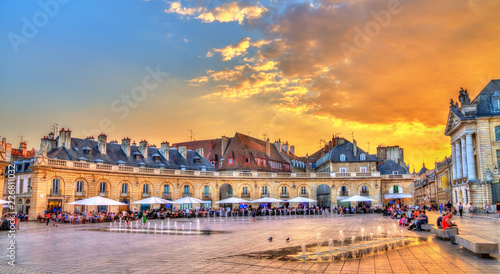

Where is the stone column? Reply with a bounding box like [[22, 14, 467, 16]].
[[451, 143, 457, 180], [465, 133, 476, 181], [461, 136, 468, 179], [455, 142, 463, 179]]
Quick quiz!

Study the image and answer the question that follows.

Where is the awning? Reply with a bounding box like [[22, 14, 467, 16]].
[[384, 193, 412, 199]]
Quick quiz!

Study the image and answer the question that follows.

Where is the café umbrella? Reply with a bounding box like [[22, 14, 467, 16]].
[[340, 195, 377, 202], [286, 197, 318, 203], [173, 196, 205, 204], [67, 196, 127, 206], [215, 197, 250, 204], [250, 197, 284, 203], [131, 197, 174, 205]]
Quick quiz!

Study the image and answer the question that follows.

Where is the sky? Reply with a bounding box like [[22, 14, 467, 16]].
[[1, 0, 499, 170]]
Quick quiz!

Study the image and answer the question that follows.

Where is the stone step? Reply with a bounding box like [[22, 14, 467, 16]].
[[456, 235, 499, 258]]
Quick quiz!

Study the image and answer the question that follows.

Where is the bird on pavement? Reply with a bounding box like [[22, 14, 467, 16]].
[[268, 237, 272, 242], [286, 237, 289, 242]]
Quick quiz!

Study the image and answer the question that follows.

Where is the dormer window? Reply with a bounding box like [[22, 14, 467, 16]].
[[492, 91, 500, 111], [210, 160, 215, 167], [244, 157, 250, 164], [194, 157, 201, 164], [228, 158, 233, 165], [82, 147, 92, 155], [360, 153, 366, 161], [340, 154, 346, 162]]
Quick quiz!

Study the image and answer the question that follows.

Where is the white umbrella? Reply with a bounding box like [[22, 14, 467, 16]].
[[340, 195, 377, 202], [0, 199, 10, 204], [132, 197, 174, 205], [67, 196, 127, 206], [286, 197, 317, 203], [173, 196, 205, 204], [250, 197, 284, 203], [215, 197, 250, 204]]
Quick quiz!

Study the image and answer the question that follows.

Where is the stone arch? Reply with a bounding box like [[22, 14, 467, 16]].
[[181, 182, 194, 197], [297, 184, 310, 197], [259, 183, 271, 198], [219, 183, 233, 200], [317, 184, 331, 207], [388, 184, 403, 194], [336, 184, 350, 196], [278, 183, 291, 198], [161, 181, 174, 199], [238, 183, 253, 199], [139, 181, 153, 197], [357, 184, 372, 196], [96, 179, 111, 197], [50, 176, 66, 195]]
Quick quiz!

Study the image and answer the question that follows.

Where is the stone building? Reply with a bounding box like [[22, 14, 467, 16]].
[[445, 80, 500, 210], [3, 130, 414, 220], [435, 157, 453, 205]]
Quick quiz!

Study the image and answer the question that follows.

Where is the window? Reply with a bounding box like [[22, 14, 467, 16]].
[[242, 186, 248, 195], [361, 186, 368, 195], [244, 157, 250, 164], [122, 183, 128, 194], [99, 182, 106, 193], [360, 167, 367, 173], [393, 185, 400, 193], [262, 159, 267, 165], [184, 185, 190, 195], [281, 186, 288, 195], [339, 167, 347, 173], [360, 153, 366, 161], [28, 178, 32, 193], [256, 158, 261, 165], [76, 181, 84, 193], [154, 156, 161, 162], [210, 160, 215, 167], [228, 158, 233, 164], [493, 97, 500, 111], [143, 184, 149, 194], [204, 185, 210, 196], [262, 186, 268, 196], [340, 154, 346, 161], [135, 154, 141, 160], [19, 179, 24, 194], [496, 127, 500, 141], [163, 185, 170, 195], [52, 179, 60, 194], [392, 171, 399, 175], [301, 186, 307, 196], [497, 150, 500, 170], [340, 186, 348, 196]]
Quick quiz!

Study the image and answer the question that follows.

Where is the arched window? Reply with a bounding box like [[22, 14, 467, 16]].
[[143, 184, 149, 194], [163, 185, 170, 196], [361, 186, 368, 195], [121, 183, 128, 194], [52, 179, 60, 195], [99, 182, 106, 194], [495, 126, 500, 141], [340, 154, 346, 161], [183, 185, 190, 196], [360, 153, 366, 161], [76, 181, 84, 193], [262, 186, 268, 196], [340, 186, 348, 196], [281, 186, 288, 195], [300, 186, 307, 196]]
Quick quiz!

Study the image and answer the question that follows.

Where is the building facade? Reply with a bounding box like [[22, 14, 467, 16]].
[[445, 80, 500, 210]]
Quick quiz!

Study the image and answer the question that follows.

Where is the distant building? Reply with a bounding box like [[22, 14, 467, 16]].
[[444, 80, 500, 209]]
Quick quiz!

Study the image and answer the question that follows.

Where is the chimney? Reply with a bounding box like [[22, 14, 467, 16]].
[[221, 136, 229, 156], [160, 141, 170, 161], [306, 153, 310, 173], [48, 132, 54, 140], [328, 140, 333, 151], [210, 140, 214, 151], [85, 136, 95, 141], [353, 139, 357, 157], [139, 140, 148, 158], [65, 129, 71, 149], [282, 141, 289, 154], [58, 128, 66, 148], [41, 136, 56, 153], [265, 138, 271, 157], [275, 139, 282, 153], [290, 145, 295, 155], [98, 133, 107, 154], [19, 142, 27, 154], [121, 138, 131, 157]]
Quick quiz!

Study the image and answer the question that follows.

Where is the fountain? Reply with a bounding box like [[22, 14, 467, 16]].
[[369, 233, 373, 241], [361, 227, 365, 242], [174, 221, 177, 231], [110, 222, 112, 228], [154, 223, 157, 233], [301, 243, 306, 260], [387, 231, 392, 238], [316, 232, 322, 252], [147, 222, 151, 230], [181, 224, 185, 232], [376, 226, 383, 238], [196, 219, 201, 231], [161, 221, 163, 231], [339, 230, 345, 246], [167, 218, 170, 229], [189, 222, 192, 232], [328, 238, 333, 252], [351, 236, 356, 245]]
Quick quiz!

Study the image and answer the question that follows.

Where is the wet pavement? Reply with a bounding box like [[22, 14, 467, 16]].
[[0, 211, 499, 273]]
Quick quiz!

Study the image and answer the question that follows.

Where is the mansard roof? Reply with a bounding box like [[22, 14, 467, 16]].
[[473, 79, 500, 117], [46, 137, 214, 170], [377, 159, 409, 174], [328, 140, 377, 162]]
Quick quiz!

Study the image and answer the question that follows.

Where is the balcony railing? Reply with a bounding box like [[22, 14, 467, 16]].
[[75, 190, 86, 197], [183, 192, 193, 197], [163, 192, 172, 198], [120, 191, 130, 197], [300, 193, 309, 198], [142, 192, 150, 197], [339, 191, 348, 196], [99, 191, 109, 197], [261, 193, 268, 198], [202, 192, 211, 200], [280, 193, 289, 198], [360, 191, 369, 196], [50, 188, 61, 196], [241, 193, 250, 198]]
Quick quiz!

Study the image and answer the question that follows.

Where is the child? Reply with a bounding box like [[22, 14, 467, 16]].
[[399, 214, 408, 226]]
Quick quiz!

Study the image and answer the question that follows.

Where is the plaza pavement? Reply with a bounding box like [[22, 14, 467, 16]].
[[0, 211, 499, 274]]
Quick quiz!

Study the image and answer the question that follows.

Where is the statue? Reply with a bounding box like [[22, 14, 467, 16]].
[[458, 87, 471, 106], [450, 99, 454, 108], [486, 168, 493, 182], [35, 143, 48, 158]]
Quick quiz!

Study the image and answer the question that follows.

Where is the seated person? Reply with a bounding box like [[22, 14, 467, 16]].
[[436, 214, 445, 228], [442, 211, 459, 244], [399, 213, 408, 226], [415, 211, 428, 231]]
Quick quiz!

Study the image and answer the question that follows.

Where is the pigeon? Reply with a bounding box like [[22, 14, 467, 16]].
[[268, 237, 273, 242], [286, 237, 289, 242]]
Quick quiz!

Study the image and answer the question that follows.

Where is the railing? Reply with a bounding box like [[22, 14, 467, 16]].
[[163, 192, 172, 198], [261, 193, 268, 198], [280, 193, 289, 198], [183, 192, 193, 197], [360, 192, 369, 196], [99, 191, 109, 197], [142, 192, 150, 197], [50, 188, 61, 196], [43, 159, 390, 179], [241, 193, 250, 198], [300, 193, 309, 198], [202, 192, 211, 200], [339, 191, 348, 196], [120, 191, 130, 197], [75, 190, 86, 197]]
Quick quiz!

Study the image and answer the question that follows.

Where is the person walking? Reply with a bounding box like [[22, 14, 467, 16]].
[[446, 200, 452, 212], [458, 202, 463, 218], [439, 203, 443, 214], [468, 203, 474, 217], [141, 212, 147, 228], [496, 201, 500, 218], [252, 210, 256, 222]]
